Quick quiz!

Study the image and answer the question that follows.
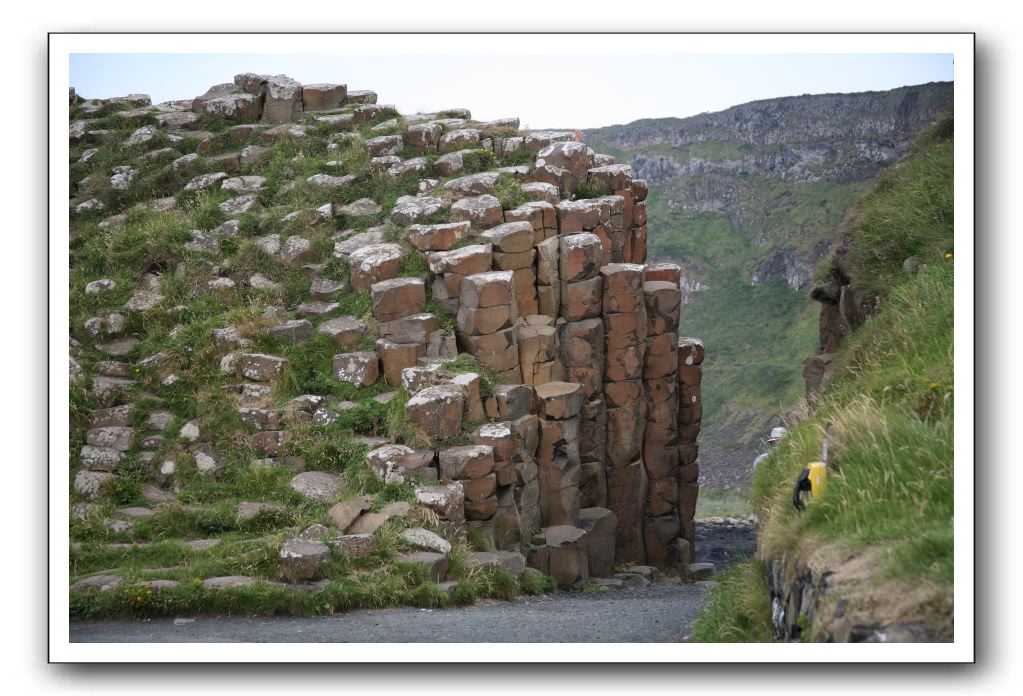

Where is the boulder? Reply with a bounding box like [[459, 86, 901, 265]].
[[302, 83, 347, 111], [401, 527, 452, 554], [371, 277, 426, 323], [405, 385, 465, 440], [329, 534, 375, 559], [397, 552, 448, 582], [534, 381, 584, 420], [409, 221, 471, 252], [348, 243, 406, 291], [279, 537, 331, 580], [414, 482, 464, 523], [290, 471, 345, 504], [332, 352, 380, 387], [390, 195, 445, 226], [238, 353, 287, 381], [319, 316, 369, 348], [266, 319, 313, 344], [451, 194, 503, 229], [326, 496, 373, 531], [261, 75, 303, 123]]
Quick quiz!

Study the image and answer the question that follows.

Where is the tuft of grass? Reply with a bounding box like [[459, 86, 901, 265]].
[[692, 561, 773, 642], [491, 173, 527, 209]]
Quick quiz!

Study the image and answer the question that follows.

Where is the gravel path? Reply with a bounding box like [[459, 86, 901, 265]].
[[70, 581, 711, 643]]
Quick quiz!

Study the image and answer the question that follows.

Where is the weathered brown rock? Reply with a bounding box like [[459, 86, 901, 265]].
[[560, 233, 603, 283], [644, 282, 682, 335], [543, 524, 590, 588], [405, 385, 465, 440], [677, 337, 705, 367], [451, 194, 503, 229], [643, 332, 679, 380], [377, 338, 426, 387], [372, 277, 426, 323], [326, 496, 373, 531], [318, 316, 369, 348], [643, 262, 681, 285], [409, 221, 470, 252], [535, 381, 584, 421], [606, 462, 646, 564], [302, 83, 347, 111], [332, 352, 379, 387], [415, 482, 465, 522], [560, 276, 603, 322], [349, 243, 406, 292], [579, 507, 617, 577], [601, 263, 646, 313]]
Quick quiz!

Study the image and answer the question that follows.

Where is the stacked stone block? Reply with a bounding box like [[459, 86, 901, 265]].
[[370, 278, 429, 387], [599, 263, 648, 563], [677, 337, 705, 550], [439, 445, 498, 540], [517, 314, 561, 388], [456, 271, 521, 382], [641, 274, 683, 567], [426, 244, 492, 315], [484, 221, 538, 317], [534, 381, 584, 528]]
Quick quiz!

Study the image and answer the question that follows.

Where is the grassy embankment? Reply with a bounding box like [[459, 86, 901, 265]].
[[693, 112, 954, 642]]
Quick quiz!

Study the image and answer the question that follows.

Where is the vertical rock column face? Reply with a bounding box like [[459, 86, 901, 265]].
[[455, 271, 521, 383], [371, 278, 429, 387], [504, 200, 558, 320], [517, 314, 562, 388], [677, 337, 704, 549], [439, 445, 498, 543], [472, 421, 521, 550], [484, 221, 538, 317], [426, 243, 492, 316], [534, 381, 584, 528], [641, 275, 683, 567], [599, 263, 648, 564]]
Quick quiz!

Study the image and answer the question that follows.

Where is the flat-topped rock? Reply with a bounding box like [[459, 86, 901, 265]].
[[332, 351, 379, 387], [408, 221, 470, 251], [481, 221, 534, 253], [290, 471, 345, 504], [70, 575, 122, 592], [338, 198, 382, 217], [221, 175, 265, 194], [318, 316, 368, 348], [371, 277, 425, 323], [265, 319, 313, 343], [238, 353, 287, 381], [326, 496, 373, 531], [279, 537, 331, 580], [451, 194, 502, 228], [534, 381, 584, 420], [401, 527, 452, 554], [202, 576, 256, 589], [331, 228, 386, 259], [390, 195, 445, 226], [348, 243, 406, 291], [405, 385, 465, 440]]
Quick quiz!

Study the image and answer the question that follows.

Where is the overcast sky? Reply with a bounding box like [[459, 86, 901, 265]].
[[70, 52, 953, 129]]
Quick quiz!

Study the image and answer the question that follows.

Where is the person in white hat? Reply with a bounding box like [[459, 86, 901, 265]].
[[752, 427, 788, 471]]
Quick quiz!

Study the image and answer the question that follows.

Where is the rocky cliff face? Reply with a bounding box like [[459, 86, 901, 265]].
[[583, 82, 952, 489]]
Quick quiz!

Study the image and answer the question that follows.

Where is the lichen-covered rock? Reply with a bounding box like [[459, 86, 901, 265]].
[[279, 537, 331, 580], [390, 195, 445, 226], [370, 277, 426, 324], [451, 194, 503, 229], [332, 351, 379, 387], [401, 527, 452, 554], [290, 471, 344, 504], [318, 316, 368, 348], [184, 172, 228, 191], [348, 243, 406, 291], [237, 353, 288, 381], [405, 385, 465, 440]]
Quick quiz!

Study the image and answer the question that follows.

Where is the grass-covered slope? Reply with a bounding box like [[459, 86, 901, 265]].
[[68, 94, 558, 619], [694, 112, 955, 641]]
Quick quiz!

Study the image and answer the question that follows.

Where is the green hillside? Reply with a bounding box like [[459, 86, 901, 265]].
[[694, 111, 955, 642]]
